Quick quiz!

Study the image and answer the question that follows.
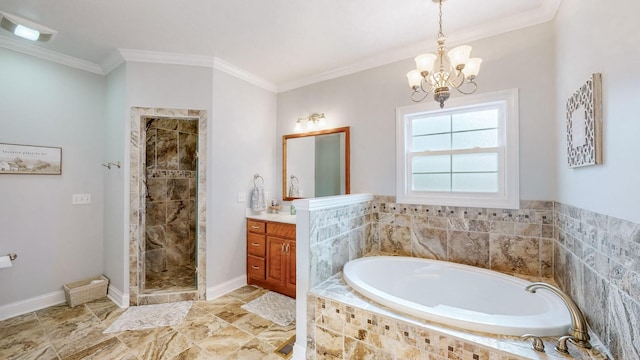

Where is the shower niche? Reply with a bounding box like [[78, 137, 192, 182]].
[[129, 107, 207, 305]]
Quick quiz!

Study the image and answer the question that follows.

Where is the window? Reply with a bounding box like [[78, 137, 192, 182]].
[[396, 89, 519, 208]]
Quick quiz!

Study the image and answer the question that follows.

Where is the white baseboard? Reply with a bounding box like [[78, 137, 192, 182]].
[[0, 290, 66, 321], [292, 343, 306, 360], [205, 275, 246, 300], [107, 285, 129, 308]]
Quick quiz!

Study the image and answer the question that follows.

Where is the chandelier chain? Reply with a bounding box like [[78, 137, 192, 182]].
[[438, 0, 444, 39]]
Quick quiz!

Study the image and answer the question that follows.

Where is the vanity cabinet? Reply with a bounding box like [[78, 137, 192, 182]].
[[246, 219, 296, 298]]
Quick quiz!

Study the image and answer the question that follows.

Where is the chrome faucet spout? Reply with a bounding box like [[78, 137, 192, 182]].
[[525, 282, 591, 349]]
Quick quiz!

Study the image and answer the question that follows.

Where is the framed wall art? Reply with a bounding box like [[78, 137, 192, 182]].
[[0, 143, 62, 175], [566, 73, 603, 168]]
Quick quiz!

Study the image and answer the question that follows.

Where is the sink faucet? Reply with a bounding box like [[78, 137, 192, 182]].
[[525, 282, 592, 352]]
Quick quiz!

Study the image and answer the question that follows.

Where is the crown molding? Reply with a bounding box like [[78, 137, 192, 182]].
[[117, 48, 215, 68], [276, 0, 562, 92], [0, 34, 104, 75], [1, 0, 561, 93], [212, 57, 277, 93], [109, 48, 277, 92], [100, 50, 125, 74]]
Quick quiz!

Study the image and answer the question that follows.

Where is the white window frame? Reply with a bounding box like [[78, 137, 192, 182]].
[[396, 89, 520, 209]]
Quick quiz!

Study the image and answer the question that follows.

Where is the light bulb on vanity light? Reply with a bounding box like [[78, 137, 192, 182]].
[[294, 113, 326, 132]]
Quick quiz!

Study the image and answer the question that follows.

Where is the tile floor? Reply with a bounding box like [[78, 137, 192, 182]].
[[0, 286, 296, 360]]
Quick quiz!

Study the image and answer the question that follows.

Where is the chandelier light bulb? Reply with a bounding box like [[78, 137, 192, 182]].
[[407, 70, 422, 89], [414, 54, 437, 75], [447, 45, 472, 70], [463, 58, 483, 79]]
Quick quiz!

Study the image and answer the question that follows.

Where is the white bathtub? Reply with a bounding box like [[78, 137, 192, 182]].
[[343, 256, 571, 336]]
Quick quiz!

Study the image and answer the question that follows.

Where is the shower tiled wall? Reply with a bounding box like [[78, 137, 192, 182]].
[[129, 107, 207, 305], [554, 203, 640, 359], [145, 119, 199, 272]]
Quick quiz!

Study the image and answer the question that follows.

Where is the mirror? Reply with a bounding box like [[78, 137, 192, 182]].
[[283, 127, 350, 201]]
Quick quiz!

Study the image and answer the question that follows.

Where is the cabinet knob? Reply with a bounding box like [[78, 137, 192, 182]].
[[251, 265, 260, 270], [285, 243, 290, 254], [251, 243, 260, 247], [250, 225, 261, 229], [281, 243, 285, 253]]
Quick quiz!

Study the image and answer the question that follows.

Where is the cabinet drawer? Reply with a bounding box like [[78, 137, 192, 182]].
[[247, 233, 265, 257], [247, 220, 266, 234], [247, 256, 265, 281], [267, 222, 296, 239]]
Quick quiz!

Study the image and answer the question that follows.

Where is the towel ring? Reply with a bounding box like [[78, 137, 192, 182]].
[[253, 173, 264, 187], [290, 174, 299, 185]]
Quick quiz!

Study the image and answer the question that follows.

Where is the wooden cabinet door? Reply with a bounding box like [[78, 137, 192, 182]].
[[266, 236, 286, 286], [286, 241, 296, 291]]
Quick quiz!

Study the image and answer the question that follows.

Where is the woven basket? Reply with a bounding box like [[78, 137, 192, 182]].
[[63, 275, 109, 307]]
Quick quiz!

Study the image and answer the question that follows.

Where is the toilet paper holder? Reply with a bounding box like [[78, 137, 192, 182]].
[[7, 253, 17, 261]]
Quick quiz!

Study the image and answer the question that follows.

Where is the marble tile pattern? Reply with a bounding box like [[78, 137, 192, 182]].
[[308, 274, 611, 360], [554, 202, 640, 360], [145, 264, 197, 293], [145, 118, 198, 274], [130, 108, 207, 305], [305, 196, 638, 358], [0, 286, 294, 360], [369, 196, 555, 278], [309, 201, 374, 288]]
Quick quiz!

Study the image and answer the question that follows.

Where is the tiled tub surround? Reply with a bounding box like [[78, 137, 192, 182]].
[[304, 196, 634, 359], [371, 197, 555, 278], [554, 203, 640, 359], [130, 107, 207, 305], [309, 200, 374, 289], [144, 118, 199, 289], [309, 274, 610, 360]]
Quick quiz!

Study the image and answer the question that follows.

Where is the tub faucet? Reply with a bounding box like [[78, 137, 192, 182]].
[[525, 282, 591, 352]]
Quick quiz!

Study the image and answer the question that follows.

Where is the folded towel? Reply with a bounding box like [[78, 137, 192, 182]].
[[288, 182, 299, 197], [251, 184, 266, 211]]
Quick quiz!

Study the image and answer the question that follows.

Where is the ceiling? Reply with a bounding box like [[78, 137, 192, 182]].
[[0, 0, 560, 91]]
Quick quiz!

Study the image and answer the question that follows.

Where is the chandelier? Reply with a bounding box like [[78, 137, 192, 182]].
[[406, 0, 482, 108]]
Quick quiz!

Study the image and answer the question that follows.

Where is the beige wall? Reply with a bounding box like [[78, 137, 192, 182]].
[[277, 22, 557, 202]]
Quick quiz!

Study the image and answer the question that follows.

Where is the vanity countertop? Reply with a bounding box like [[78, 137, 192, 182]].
[[246, 212, 297, 225]]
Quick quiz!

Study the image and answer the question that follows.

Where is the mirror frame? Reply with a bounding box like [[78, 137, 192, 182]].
[[282, 126, 350, 201]]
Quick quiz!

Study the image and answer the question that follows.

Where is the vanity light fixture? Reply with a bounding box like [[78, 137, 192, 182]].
[[406, 0, 482, 108], [0, 12, 57, 42], [294, 113, 326, 132]]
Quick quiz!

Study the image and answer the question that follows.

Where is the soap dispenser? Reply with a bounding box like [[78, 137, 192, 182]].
[[290, 204, 296, 215]]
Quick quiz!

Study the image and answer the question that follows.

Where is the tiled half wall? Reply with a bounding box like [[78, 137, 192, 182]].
[[307, 196, 639, 359], [554, 203, 639, 359]]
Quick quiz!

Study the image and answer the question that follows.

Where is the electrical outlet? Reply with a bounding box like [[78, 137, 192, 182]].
[[237, 192, 247, 203], [72, 194, 91, 205]]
